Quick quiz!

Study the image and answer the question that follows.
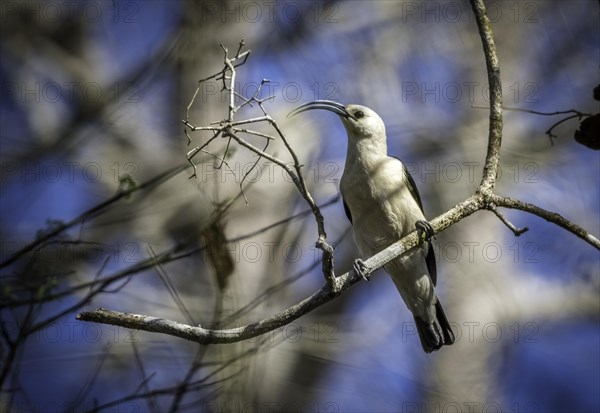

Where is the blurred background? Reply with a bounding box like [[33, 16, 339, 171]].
[[1, 1, 598, 412]]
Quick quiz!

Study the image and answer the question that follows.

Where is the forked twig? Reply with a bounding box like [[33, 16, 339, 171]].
[[181, 40, 336, 286]]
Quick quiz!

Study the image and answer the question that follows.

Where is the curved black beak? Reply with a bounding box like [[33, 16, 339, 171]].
[[287, 100, 351, 119]]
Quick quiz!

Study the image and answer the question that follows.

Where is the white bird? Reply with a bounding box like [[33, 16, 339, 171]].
[[289, 100, 455, 352]]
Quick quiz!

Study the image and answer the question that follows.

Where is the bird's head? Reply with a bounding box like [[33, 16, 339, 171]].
[[288, 100, 386, 141]]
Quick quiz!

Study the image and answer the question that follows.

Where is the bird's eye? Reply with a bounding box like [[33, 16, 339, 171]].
[[354, 110, 365, 119]]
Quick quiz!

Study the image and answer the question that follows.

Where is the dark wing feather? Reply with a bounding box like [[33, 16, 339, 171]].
[[342, 197, 353, 224], [394, 157, 438, 285], [395, 157, 424, 212], [426, 242, 437, 286]]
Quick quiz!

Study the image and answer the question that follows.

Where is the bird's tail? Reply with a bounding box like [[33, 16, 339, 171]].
[[414, 298, 455, 353]]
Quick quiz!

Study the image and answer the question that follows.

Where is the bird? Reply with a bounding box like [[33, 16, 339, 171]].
[[288, 100, 455, 353]]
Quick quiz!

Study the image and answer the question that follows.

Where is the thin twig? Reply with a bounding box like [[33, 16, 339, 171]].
[[473, 105, 593, 145], [491, 195, 600, 249], [489, 206, 529, 236], [0, 163, 192, 269], [182, 41, 337, 286]]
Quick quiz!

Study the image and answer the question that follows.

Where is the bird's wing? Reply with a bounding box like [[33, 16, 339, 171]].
[[396, 157, 424, 213], [395, 157, 438, 285], [426, 240, 437, 286], [342, 198, 353, 224]]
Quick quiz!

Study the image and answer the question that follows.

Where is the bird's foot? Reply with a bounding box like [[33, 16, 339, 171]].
[[353, 259, 370, 281], [415, 220, 435, 241]]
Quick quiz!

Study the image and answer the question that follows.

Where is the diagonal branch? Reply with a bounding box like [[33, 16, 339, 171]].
[[77, 195, 484, 344]]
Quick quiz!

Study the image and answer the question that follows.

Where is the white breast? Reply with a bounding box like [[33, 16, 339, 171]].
[[340, 157, 425, 257]]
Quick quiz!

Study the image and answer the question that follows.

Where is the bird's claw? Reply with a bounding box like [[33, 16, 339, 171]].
[[353, 258, 370, 281], [415, 220, 435, 241]]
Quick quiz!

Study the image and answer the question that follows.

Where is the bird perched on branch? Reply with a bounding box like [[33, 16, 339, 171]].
[[289, 100, 455, 353]]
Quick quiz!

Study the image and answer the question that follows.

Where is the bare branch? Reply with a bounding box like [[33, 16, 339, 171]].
[[77, 194, 484, 344], [491, 195, 600, 249], [480, 106, 593, 145], [472, 0, 503, 194], [489, 206, 529, 236]]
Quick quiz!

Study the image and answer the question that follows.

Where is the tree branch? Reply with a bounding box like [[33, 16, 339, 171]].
[[77, 195, 484, 344], [472, 0, 503, 194], [489, 205, 529, 236], [491, 195, 600, 249]]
